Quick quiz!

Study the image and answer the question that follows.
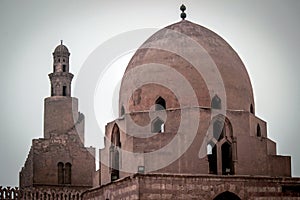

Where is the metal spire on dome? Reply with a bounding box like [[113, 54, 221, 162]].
[[60, 40, 63, 45], [180, 4, 186, 20]]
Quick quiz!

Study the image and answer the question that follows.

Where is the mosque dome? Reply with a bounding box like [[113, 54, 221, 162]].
[[119, 20, 254, 113]]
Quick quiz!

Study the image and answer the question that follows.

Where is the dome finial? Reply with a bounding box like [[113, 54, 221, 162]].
[[180, 4, 186, 20], [60, 40, 63, 45]]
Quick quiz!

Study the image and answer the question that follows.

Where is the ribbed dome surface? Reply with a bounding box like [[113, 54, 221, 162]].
[[54, 43, 69, 53], [120, 20, 254, 113]]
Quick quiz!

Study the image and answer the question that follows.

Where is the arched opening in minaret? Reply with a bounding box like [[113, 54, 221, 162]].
[[207, 142, 217, 174], [221, 142, 233, 175], [65, 162, 72, 184], [151, 117, 165, 133], [110, 124, 121, 182], [257, 124, 261, 137], [57, 162, 64, 184], [62, 65, 66, 72], [63, 86, 67, 96], [214, 191, 241, 200], [211, 95, 221, 109], [51, 86, 54, 96], [155, 96, 166, 110], [213, 120, 225, 142]]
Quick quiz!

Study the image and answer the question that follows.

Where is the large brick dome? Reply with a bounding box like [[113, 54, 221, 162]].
[[119, 20, 254, 114]]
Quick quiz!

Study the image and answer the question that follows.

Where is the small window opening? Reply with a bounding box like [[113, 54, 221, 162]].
[[257, 124, 261, 137], [51, 86, 54, 96], [221, 142, 234, 175], [250, 104, 254, 114], [63, 86, 67, 96], [65, 163, 71, 184], [155, 96, 166, 110], [62, 65, 66, 72], [208, 143, 217, 174], [151, 118, 164, 133], [120, 105, 125, 116], [111, 150, 120, 181], [211, 95, 221, 109], [57, 162, 64, 184]]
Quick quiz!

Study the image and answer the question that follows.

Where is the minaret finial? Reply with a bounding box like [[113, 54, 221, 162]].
[[180, 4, 186, 20], [60, 40, 63, 45]]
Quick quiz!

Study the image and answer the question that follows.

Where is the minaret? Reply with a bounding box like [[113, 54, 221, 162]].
[[49, 40, 73, 97], [43, 41, 84, 143]]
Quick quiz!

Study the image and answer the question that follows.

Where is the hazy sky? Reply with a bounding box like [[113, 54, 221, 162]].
[[0, 0, 300, 186]]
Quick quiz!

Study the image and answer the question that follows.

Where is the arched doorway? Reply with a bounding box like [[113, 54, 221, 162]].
[[214, 191, 241, 200]]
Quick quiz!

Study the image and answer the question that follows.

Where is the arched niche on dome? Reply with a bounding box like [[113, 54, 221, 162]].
[[211, 95, 221, 109], [155, 96, 166, 110]]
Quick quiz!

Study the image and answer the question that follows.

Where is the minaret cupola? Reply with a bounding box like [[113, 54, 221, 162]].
[[49, 41, 73, 97]]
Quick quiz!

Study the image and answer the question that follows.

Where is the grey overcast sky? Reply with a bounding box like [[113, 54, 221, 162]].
[[0, 0, 300, 186]]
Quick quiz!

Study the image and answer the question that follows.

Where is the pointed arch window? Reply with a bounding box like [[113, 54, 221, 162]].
[[213, 120, 225, 141], [250, 104, 254, 114], [62, 86, 67, 96], [209, 115, 235, 175], [151, 117, 164, 133], [155, 96, 166, 110], [211, 95, 221, 109], [57, 162, 64, 184], [207, 142, 217, 174], [221, 142, 234, 175], [111, 124, 121, 147], [65, 163, 72, 184], [257, 124, 261, 137], [110, 124, 121, 182], [62, 65, 66, 72]]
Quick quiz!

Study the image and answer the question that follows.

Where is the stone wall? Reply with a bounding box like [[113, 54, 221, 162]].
[[30, 133, 95, 187], [82, 173, 300, 200], [19, 148, 33, 187], [100, 107, 291, 184]]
